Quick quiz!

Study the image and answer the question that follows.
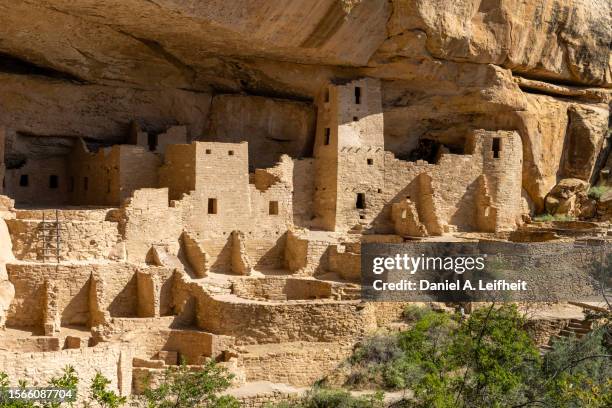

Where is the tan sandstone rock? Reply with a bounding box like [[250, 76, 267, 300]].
[[596, 189, 612, 220], [387, 0, 611, 86], [544, 178, 590, 217]]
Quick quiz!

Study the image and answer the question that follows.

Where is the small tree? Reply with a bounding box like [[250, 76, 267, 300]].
[[0, 372, 35, 408], [88, 372, 126, 408], [143, 360, 239, 408], [44, 366, 78, 408]]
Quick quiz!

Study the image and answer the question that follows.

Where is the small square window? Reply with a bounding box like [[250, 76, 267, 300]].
[[353, 116, 358, 122], [269, 201, 279, 215], [367, 158, 373, 165], [19, 174, 29, 187], [205, 149, 212, 154], [207, 198, 217, 214], [228, 150, 234, 156], [49, 175, 59, 189]]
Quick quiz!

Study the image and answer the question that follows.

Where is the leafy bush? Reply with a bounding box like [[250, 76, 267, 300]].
[[345, 309, 456, 390], [341, 304, 611, 407], [0, 366, 78, 408], [346, 334, 406, 389], [351, 335, 404, 366], [143, 360, 239, 408], [588, 185, 610, 200], [401, 304, 430, 322], [87, 372, 126, 408]]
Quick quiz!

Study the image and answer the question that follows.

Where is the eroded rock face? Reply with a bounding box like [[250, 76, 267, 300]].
[[386, 0, 611, 86], [1, 0, 609, 89], [0, 73, 212, 141], [514, 93, 610, 211], [205, 95, 315, 168], [562, 104, 610, 181]]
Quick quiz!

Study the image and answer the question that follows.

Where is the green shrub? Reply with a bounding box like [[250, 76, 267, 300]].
[[340, 304, 611, 407], [533, 213, 575, 222], [351, 335, 403, 366], [88, 372, 126, 408], [402, 304, 430, 322], [143, 360, 239, 408], [588, 185, 610, 200]]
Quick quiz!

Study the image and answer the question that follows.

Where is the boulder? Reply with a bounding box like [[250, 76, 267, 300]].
[[596, 189, 612, 220], [544, 178, 590, 217], [561, 105, 609, 181]]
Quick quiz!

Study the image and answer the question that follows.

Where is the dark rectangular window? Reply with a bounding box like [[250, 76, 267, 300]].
[[324, 128, 331, 145], [49, 175, 59, 189], [19, 174, 29, 187], [356, 193, 366, 209], [492, 138, 501, 159], [367, 158, 373, 165], [207, 198, 217, 214], [228, 150, 234, 156], [147, 134, 157, 151], [269, 201, 279, 215], [205, 149, 211, 154], [68, 177, 74, 192], [324, 88, 330, 103], [83, 177, 89, 191], [355, 86, 361, 104]]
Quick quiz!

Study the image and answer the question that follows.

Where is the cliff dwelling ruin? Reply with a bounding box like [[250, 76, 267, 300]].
[[0, 0, 611, 405]]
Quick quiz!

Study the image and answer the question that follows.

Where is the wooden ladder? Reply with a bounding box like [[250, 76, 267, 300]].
[[37, 209, 64, 263]]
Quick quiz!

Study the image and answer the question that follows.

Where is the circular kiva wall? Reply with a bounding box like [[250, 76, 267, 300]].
[[231, 277, 333, 301]]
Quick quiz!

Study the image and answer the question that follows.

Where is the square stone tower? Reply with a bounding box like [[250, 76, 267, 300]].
[[313, 78, 385, 231]]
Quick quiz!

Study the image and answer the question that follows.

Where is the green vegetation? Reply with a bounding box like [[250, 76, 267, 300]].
[[0, 360, 237, 408], [588, 185, 610, 200], [533, 213, 576, 222], [269, 388, 384, 408], [1, 308, 610, 408], [87, 372, 126, 408], [335, 304, 611, 408], [143, 360, 239, 408]]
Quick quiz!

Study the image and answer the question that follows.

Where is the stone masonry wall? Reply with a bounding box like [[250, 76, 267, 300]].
[[5, 263, 147, 328], [6, 218, 120, 261], [240, 342, 352, 386], [0, 343, 132, 398], [3, 157, 69, 206], [195, 294, 375, 345]]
